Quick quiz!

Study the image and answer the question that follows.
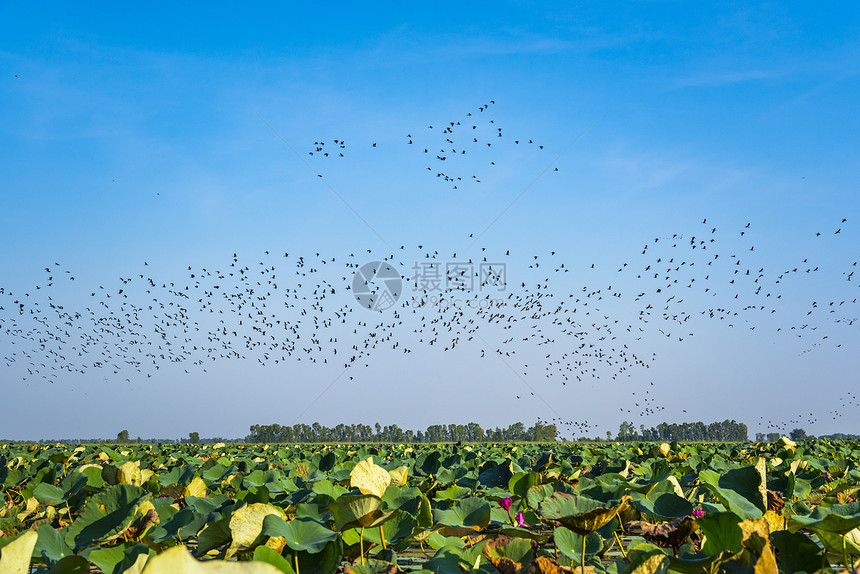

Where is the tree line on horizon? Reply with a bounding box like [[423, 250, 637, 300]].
[[245, 422, 560, 443], [616, 419, 750, 442], [6, 421, 851, 445]]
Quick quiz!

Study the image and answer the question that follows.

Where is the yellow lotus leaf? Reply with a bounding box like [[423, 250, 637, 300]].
[[226, 503, 286, 558], [122, 551, 150, 574], [667, 475, 685, 498], [788, 459, 802, 475], [632, 552, 670, 574], [142, 545, 281, 573], [659, 443, 671, 457], [351, 457, 391, 498], [118, 461, 144, 485], [388, 465, 409, 487], [739, 517, 770, 541], [98, 452, 110, 462], [16, 497, 39, 521], [754, 458, 768, 510], [213, 442, 226, 449], [184, 476, 207, 498], [79, 463, 103, 473], [0, 530, 38, 574], [763, 510, 786, 533], [778, 436, 796, 449]]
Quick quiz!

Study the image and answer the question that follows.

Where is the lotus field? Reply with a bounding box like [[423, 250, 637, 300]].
[[1, 439, 860, 573]]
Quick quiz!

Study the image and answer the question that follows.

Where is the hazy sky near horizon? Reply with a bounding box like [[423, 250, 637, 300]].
[[1, 3, 858, 441]]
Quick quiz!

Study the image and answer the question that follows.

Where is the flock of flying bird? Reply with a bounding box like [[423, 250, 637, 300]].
[[305, 101, 552, 190], [1, 103, 857, 438]]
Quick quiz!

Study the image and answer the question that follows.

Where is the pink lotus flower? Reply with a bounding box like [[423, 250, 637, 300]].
[[692, 508, 705, 518], [515, 512, 528, 528], [499, 497, 512, 511]]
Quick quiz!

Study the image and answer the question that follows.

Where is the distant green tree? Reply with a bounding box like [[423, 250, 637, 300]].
[[789, 428, 808, 441], [617, 421, 637, 441], [189, 432, 200, 443], [116, 430, 130, 443], [767, 432, 781, 442]]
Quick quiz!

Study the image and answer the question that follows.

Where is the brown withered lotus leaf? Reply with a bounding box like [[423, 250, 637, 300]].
[[540, 493, 632, 535], [627, 516, 697, 552], [837, 491, 857, 505], [483, 535, 539, 574], [525, 555, 578, 574], [483, 537, 584, 574], [766, 490, 784, 513]]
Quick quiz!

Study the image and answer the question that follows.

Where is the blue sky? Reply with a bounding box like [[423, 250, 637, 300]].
[[1, 3, 858, 440]]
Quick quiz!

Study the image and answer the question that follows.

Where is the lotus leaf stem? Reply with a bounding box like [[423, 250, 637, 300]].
[[380, 524, 387, 550], [360, 526, 365, 565], [614, 531, 627, 559], [295, 553, 300, 574], [582, 532, 587, 574]]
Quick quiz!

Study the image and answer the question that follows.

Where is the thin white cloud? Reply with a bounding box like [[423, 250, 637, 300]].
[[669, 68, 788, 89]]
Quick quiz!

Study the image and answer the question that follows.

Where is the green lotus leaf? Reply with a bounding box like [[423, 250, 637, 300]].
[[699, 468, 764, 520], [788, 501, 860, 535], [426, 531, 466, 550], [477, 462, 513, 489], [46, 555, 91, 574], [433, 484, 471, 501], [86, 542, 152, 574], [652, 493, 694, 519], [423, 540, 489, 574], [146, 507, 194, 544], [65, 483, 150, 551], [697, 511, 743, 555], [244, 470, 279, 488], [312, 480, 348, 504], [526, 484, 554, 510], [291, 538, 343, 574], [539, 492, 624, 534], [553, 527, 603, 563], [252, 546, 296, 574], [34, 471, 88, 505], [262, 515, 337, 553], [770, 530, 828, 574], [360, 510, 416, 550], [809, 526, 860, 557], [196, 517, 233, 556], [433, 497, 491, 536], [482, 535, 535, 570], [329, 494, 395, 530], [664, 550, 734, 574], [34, 524, 74, 567], [317, 452, 336, 473], [508, 472, 540, 499]]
